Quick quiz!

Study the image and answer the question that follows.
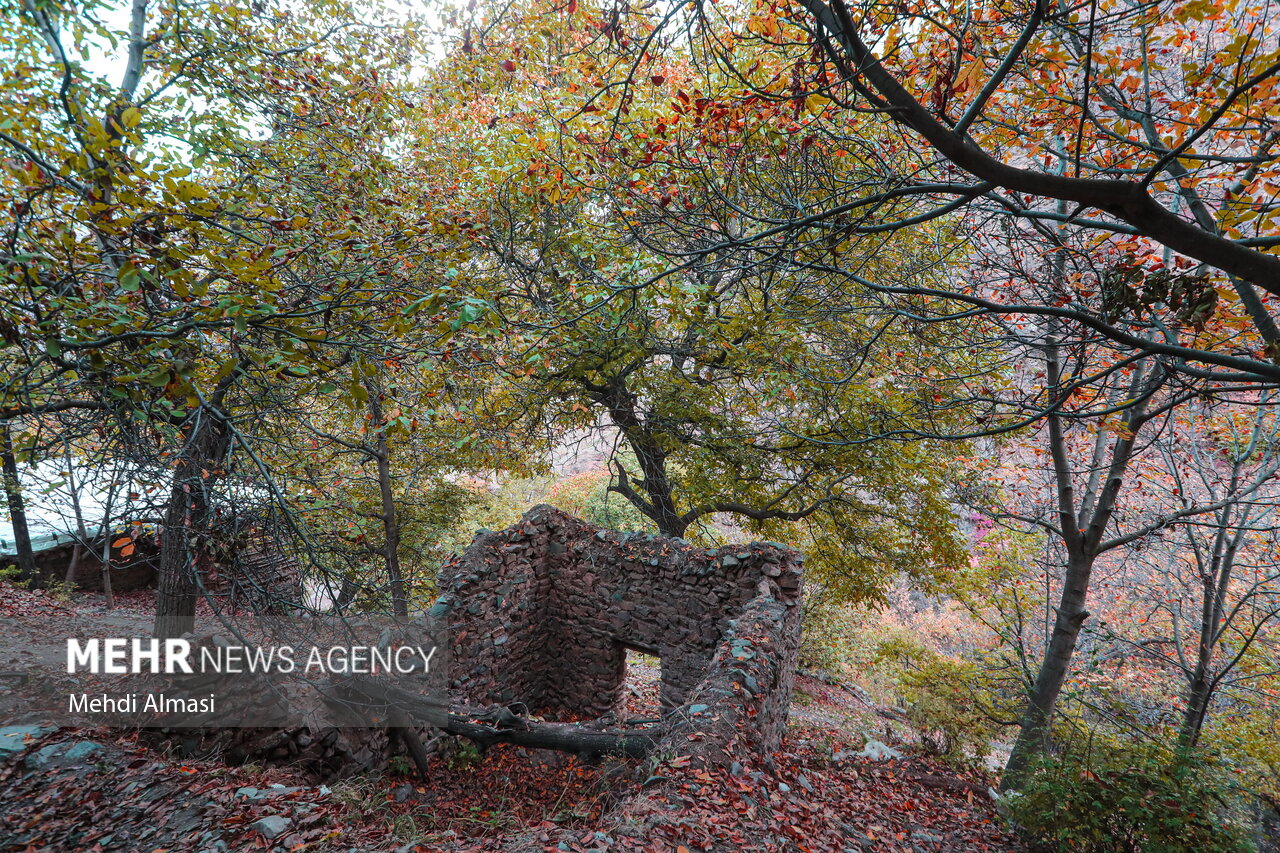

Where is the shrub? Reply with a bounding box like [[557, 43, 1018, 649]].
[[875, 636, 1003, 766], [1005, 742, 1253, 853], [0, 565, 26, 585]]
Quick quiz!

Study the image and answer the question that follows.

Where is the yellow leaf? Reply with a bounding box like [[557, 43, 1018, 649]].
[[954, 60, 985, 95], [175, 181, 209, 203], [804, 94, 830, 115]]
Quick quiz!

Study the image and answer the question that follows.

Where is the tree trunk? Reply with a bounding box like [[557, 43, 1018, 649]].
[[99, 543, 114, 607], [1000, 341, 1151, 791], [440, 710, 659, 758], [592, 378, 690, 538], [633, 438, 688, 538], [336, 576, 359, 611], [1178, 516, 1241, 747], [0, 422, 37, 582], [154, 409, 228, 638], [367, 388, 408, 622], [154, 477, 200, 638], [63, 441, 89, 590], [1002, 554, 1093, 788], [98, 478, 118, 610], [1180, 672, 1213, 747], [64, 544, 83, 587], [390, 708, 433, 780]]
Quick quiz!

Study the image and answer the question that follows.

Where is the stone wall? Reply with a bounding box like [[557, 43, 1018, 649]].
[[432, 505, 803, 760], [25, 540, 157, 592], [658, 577, 803, 766]]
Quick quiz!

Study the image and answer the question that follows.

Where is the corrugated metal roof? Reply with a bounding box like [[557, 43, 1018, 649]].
[[3, 454, 290, 558], [0, 458, 168, 557]]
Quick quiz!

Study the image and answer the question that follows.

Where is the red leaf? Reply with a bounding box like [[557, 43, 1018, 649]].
[[500, 59, 516, 72]]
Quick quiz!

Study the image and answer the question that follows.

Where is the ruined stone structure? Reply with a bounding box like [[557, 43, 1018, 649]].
[[432, 505, 804, 762], [156, 506, 803, 790]]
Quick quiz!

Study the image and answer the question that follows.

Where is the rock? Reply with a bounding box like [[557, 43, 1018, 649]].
[[854, 739, 902, 762], [0, 725, 52, 760], [250, 815, 292, 840], [911, 828, 944, 846], [840, 824, 880, 850], [25, 739, 105, 769], [166, 804, 206, 834], [193, 827, 231, 852], [234, 784, 303, 801], [63, 741, 104, 761]]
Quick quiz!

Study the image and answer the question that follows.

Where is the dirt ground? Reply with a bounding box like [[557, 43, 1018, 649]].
[[0, 582, 1024, 852]]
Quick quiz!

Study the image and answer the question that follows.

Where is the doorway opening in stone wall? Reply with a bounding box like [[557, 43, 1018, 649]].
[[617, 644, 663, 724]]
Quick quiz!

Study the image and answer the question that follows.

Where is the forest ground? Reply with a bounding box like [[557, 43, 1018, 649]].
[[0, 582, 1023, 852]]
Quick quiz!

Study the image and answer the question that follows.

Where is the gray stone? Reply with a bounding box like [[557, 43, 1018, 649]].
[[250, 815, 292, 840], [911, 829, 943, 844], [25, 739, 105, 769], [854, 739, 902, 761], [62, 741, 104, 761], [0, 725, 52, 760], [234, 784, 303, 801]]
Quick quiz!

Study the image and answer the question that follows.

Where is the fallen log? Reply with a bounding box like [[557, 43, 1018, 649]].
[[339, 676, 666, 759], [901, 770, 994, 800], [442, 711, 661, 758]]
